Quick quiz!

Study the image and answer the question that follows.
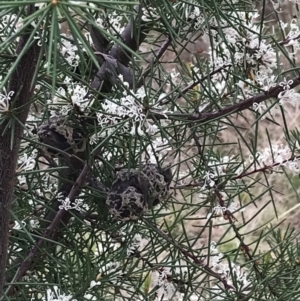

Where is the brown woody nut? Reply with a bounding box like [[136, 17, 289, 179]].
[[106, 164, 172, 221]]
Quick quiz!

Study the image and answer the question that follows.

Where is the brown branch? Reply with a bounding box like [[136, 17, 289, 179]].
[[5, 164, 90, 297], [151, 75, 300, 123], [142, 218, 236, 291], [214, 190, 279, 298], [136, 36, 172, 88], [160, 64, 232, 106], [172, 154, 300, 190], [0, 5, 40, 295]]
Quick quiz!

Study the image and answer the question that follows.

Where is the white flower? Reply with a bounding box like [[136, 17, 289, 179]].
[[286, 19, 300, 40], [13, 220, 26, 230], [278, 89, 300, 106], [142, 7, 160, 22], [89, 133, 100, 145], [73, 198, 84, 212], [42, 286, 76, 301], [253, 102, 267, 116], [279, 78, 293, 90], [253, 43, 276, 71], [17, 152, 37, 172], [127, 234, 149, 256], [70, 84, 89, 111], [90, 280, 101, 288], [58, 197, 72, 211], [58, 197, 86, 212], [0, 88, 14, 113], [203, 171, 217, 188], [60, 35, 80, 67]]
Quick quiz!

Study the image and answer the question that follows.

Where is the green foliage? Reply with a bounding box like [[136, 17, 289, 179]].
[[2, 0, 300, 301]]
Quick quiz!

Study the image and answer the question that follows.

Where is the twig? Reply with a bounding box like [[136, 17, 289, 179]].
[[142, 218, 236, 291], [152, 75, 300, 123], [136, 36, 172, 88], [161, 64, 232, 105], [214, 190, 280, 298], [5, 164, 90, 297], [172, 154, 300, 189]]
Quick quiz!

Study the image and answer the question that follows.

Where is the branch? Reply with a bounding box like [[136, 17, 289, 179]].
[[142, 218, 236, 292], [214, 190, 280, 298], [0, 5, 40, 294], [5, 164, 90, 297], [136, 36, 172, 88], [150, 75, 300, 124]]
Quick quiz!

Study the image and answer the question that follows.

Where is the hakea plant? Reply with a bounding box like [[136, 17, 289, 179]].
[[2, 0, 300, 300]]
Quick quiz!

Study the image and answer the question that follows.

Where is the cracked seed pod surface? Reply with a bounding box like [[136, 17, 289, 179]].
[[37, 116, 85, 157], [106, 164, 172, 221]]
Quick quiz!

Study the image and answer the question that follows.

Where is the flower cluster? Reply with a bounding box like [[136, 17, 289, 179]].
[[96, 10, 125, 35], [58, 197, 87, 212], [247, 143, 300, 174], [126, 233, 149, 256], [96, 79, 147, 137], [207, 200, 244, 220], [0, 88, 14, 113], [210, 242, 250, 291], [42, 286, 75, 301], [94, 74, 172, 143], [59, 34, 80, 67], [47, 82, 90, 116], [152, 267, 181, 301]]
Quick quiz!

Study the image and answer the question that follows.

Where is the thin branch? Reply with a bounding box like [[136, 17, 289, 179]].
[[5, 164, 90, 297], [214, 190, 279, 298], [161, 64, 232, 106], [172, 154, 300, 189], [142, 218, 236, 291], [136, 36, 172, 88], [151, 74, 300, 123]]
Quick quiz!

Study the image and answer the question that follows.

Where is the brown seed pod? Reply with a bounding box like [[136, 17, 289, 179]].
[[106, 164, 172, 221]]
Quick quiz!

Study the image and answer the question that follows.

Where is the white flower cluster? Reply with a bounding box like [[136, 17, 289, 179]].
[[0, 13, 22, 35], [17, 151, 37, 173], [210, 242, 250, 291], [0, 88, 14, 113], [248, 143, 300, 173], [96, 11, 125, 35], [42, 286, 75, 301], [202, 11, 282, 98], [58, 197, 87, 212], [189, 7, 205, 29], [207, 200, 244, 220], [201, 156, 240, 189], [252, 77, 300, 118], [59, 34, 80, 67], [96, 79, 156, 137], [142, 6, 160, 22], [47, 82, 90, 116], [17, 150, 38, 185], [126, 233, 149, 256], [152, 267, 182, 301]]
